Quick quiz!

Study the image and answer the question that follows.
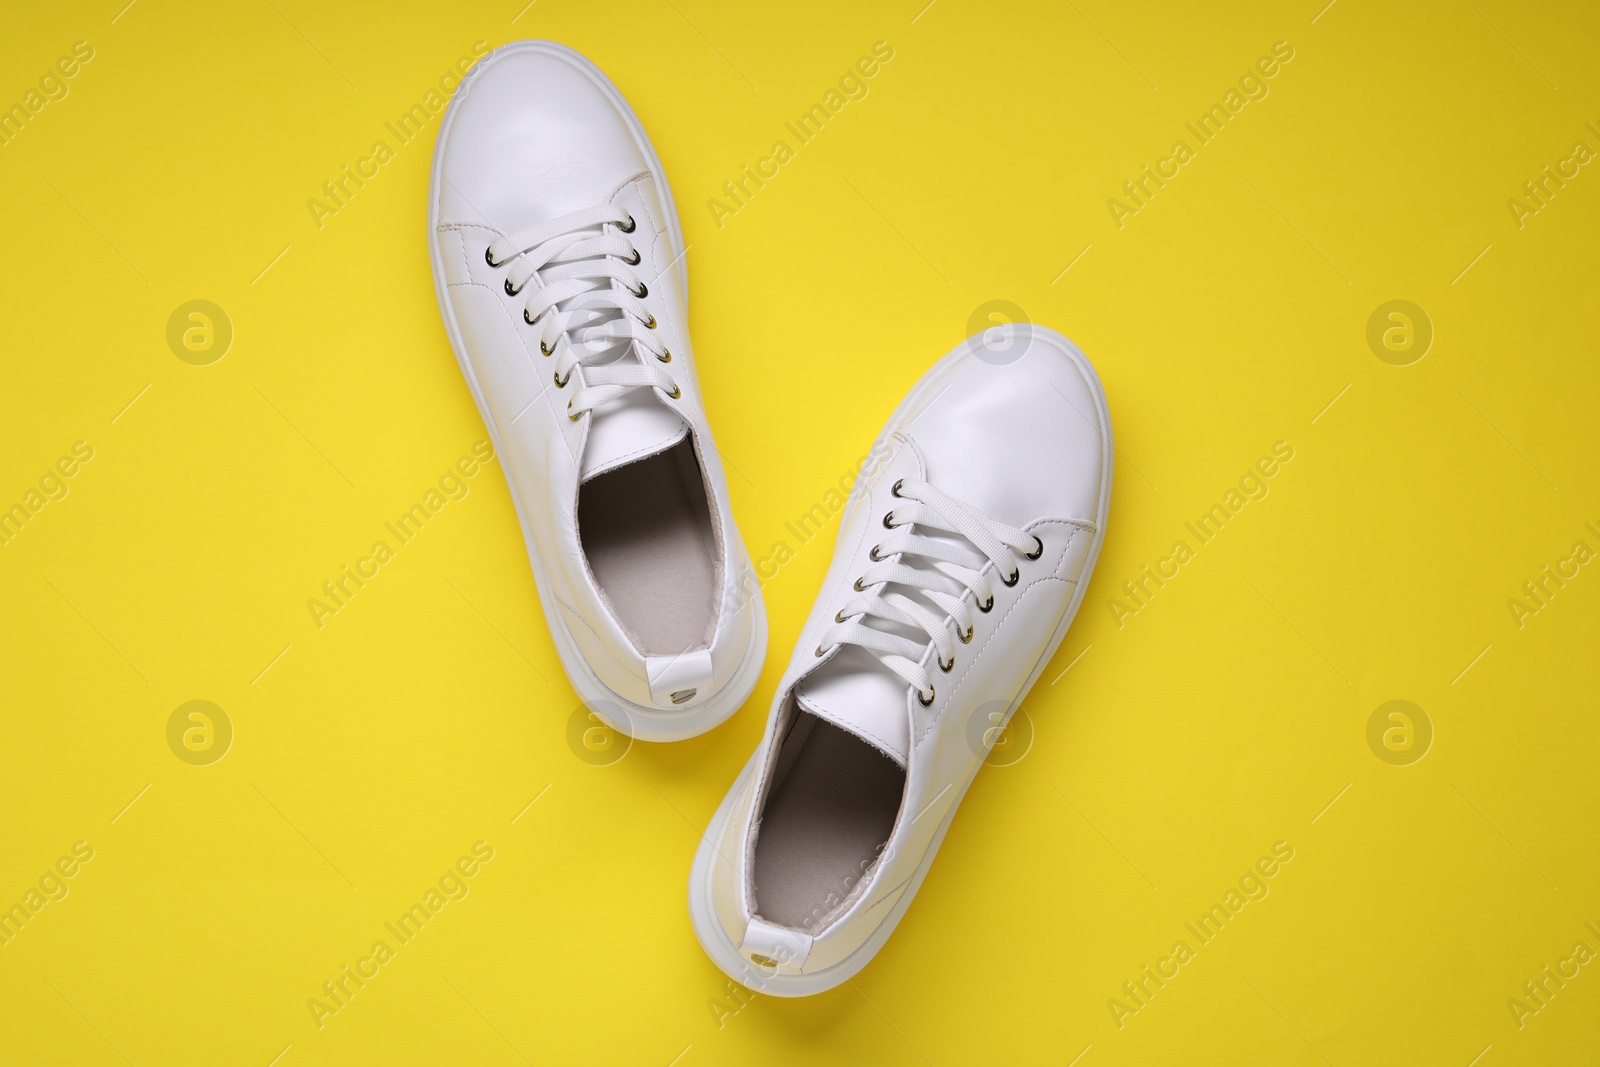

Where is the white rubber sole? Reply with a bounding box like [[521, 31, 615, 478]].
[[427, 40, 767, 742], [688, 328, 1114, 993]]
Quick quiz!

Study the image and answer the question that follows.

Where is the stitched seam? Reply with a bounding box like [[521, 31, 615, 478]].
[[787, 437, 914, 698], [615, 177, 687, 371], [442, 222, 502, 280], [621, 174, 667, 252], [796, 683, 903, 759], [587, 425, 690, 477], [445, 278, 576, 457], [918, 575, 1071, 741], [555, 594, 648, 683], [441, 228, 468, 276], [920, 523, 1082, 735], [444, 221, 577, 457]]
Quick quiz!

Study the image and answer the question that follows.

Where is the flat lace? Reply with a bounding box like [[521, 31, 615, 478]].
[[816, 478, 1041, 703], [486, 205, 678, 419]]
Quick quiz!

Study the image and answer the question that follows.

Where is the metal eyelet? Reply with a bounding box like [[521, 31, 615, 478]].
[[882, 513, 898, 530], [539, 340, 552, 356], [657, 349, 672, 363], [665, 384, 681, 399], [554, 369, 570, 388], [643, 314, 657, 329], [524, 309, 539, 326], [891, 479, 905, 497], [619, 214, 636, 233], [566, 400, 580, 422], [1026, 536, 1044, 561], [1002, 569, 1020, 587], [630, 282, 649, 299], [504, 278, 519, 297], [484, 246, 499, 267], [814, 644, 827, 657], [853, 577, 867, 592], [939, 655, 954, 673], [978, 595, 994, 613], [869, 545, 884, 562], [624, 249, 641, 265], [958, 624, 973, 644], [834, 609, 850, 623], [918, 687, 935, 707]]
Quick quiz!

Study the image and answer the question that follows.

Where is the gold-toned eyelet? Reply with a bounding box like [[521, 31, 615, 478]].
[[539, 340, 551, 356], [1002, 569, 1020, 588], [624, 249, 641, 265], [918, 687, 935, 707], [834, 609, 849, 623], [1026, 537, 1044, 561], [814, 644, 827, 657], [554, 369, 570, 388], [939, 655, 954, 673], [619, 214, 636, 233], [869, 545, 884, 562], [978, 595, 994, 613], [853, 577, 866, 592], [484, 246, 499, 267], [504, 278, 518, 297], [566, 400, 580, 422], [665, 384, 681, 399], [958, 624, 973, 644], [657, 349, 672, 363], [643, 314, 657, 329]]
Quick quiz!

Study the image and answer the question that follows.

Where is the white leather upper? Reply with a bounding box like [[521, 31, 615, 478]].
[[431, 42, 757, 715], [701, 330, 1111, 976]]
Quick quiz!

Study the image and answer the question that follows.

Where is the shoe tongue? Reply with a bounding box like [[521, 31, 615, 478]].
[[579, 389, 688, 482], [796, 647, 910, 767]]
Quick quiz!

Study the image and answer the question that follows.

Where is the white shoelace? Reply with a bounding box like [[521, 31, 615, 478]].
[[815, 477, 1043, 706], [486, 205, 679, 421]]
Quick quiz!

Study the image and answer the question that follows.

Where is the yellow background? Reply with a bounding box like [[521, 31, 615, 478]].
[[2, 0, 1598, 1063]]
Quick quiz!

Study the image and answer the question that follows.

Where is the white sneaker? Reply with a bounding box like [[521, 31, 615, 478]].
[[689, 327, 1112, 993], [428, 42, 765, 741]]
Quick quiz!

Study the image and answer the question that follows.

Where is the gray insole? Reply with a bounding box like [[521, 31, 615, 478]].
[[753, 714, 906, 930], [578, 438, 719, 656]]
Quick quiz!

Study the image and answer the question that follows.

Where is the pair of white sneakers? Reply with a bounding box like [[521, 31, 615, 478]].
[[429, 42, 1112, 996]]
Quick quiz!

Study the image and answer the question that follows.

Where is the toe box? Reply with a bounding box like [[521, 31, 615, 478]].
[[436, 41, 650, 232]]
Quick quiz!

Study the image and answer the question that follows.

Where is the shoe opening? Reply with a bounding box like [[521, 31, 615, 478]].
[[578, 437, 722, 655], [752, 705, 906, 932]]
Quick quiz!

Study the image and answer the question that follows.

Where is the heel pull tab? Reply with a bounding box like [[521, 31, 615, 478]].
[[739, 917, 812, 971], [645, 649, 714, 709]]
